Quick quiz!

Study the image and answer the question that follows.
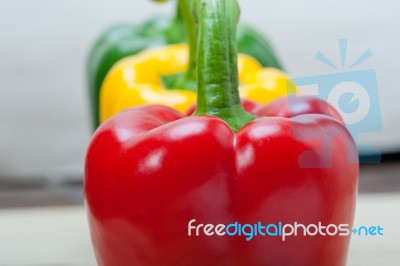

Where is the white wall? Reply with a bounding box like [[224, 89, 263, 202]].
[[0, 0, 399, 179]]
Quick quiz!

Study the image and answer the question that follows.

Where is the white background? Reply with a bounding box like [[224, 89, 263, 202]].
[[0, 0, 399, 179]]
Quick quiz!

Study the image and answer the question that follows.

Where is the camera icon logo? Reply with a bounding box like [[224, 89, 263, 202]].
[[291, 39, 382, 166]]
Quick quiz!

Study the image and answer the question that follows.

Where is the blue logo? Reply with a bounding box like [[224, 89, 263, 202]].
[[291, 39, 382, 166]]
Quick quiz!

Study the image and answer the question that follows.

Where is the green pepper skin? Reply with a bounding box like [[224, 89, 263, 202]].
[[87, 10, 283, 129], [237, 24, 283, 69]]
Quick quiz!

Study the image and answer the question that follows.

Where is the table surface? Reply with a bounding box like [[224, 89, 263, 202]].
[[0, 193, 399, 266]]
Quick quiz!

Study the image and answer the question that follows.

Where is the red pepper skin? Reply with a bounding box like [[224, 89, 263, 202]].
[[85, 96, 358, 266], [255, 95, 344, 123]]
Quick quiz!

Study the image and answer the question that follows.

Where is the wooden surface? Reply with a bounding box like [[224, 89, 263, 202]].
[[1, 159, 400, 208]]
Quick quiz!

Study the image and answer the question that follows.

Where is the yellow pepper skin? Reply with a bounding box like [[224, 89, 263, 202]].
[[100, 44, 297, 123]]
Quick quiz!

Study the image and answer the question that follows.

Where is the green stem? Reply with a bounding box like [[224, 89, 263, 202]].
[[167, 0, 198, 91], [163, 0, 185, 44], [179, 0, 197, 87], [193, 0, 254, 131]]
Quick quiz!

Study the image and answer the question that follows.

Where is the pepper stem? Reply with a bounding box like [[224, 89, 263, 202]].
[[166, 0, 198, 91], [177, 0, 198, 90], [193, 0, 254, 131], [163, 0, 185, 44]]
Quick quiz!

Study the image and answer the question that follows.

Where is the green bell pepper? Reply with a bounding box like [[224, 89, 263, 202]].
[[87, 0, 283, 129]]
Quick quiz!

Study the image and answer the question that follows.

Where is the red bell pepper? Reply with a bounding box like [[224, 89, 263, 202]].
[[85, 0, 358, 265]]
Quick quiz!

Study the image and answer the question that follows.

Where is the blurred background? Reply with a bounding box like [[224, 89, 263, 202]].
[[0, 0, 399, 265]]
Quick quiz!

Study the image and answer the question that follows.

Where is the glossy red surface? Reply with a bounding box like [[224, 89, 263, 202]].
[[85, 97, 358, 266]]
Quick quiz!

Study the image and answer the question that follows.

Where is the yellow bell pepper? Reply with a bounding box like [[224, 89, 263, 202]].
[[100, 44, 297, 123]]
